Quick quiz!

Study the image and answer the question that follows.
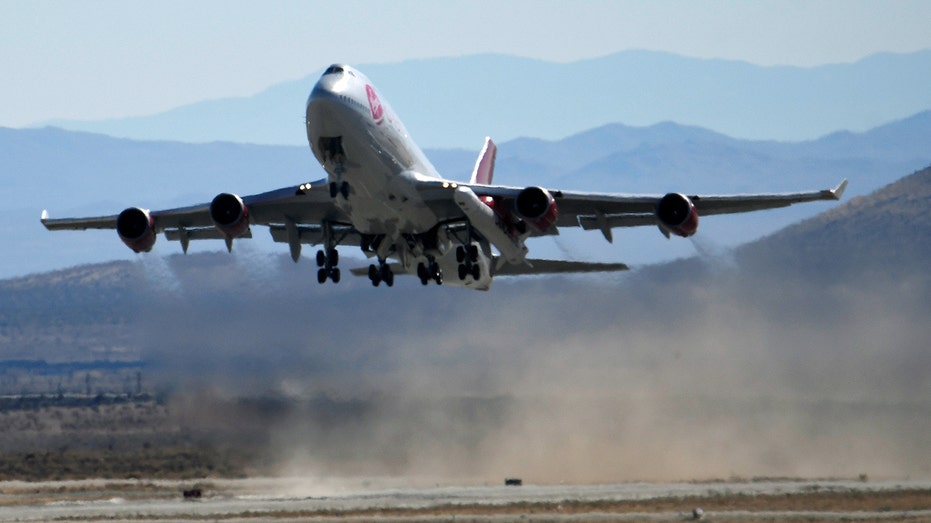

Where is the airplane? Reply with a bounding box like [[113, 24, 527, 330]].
[[41, 64, 847, 290]]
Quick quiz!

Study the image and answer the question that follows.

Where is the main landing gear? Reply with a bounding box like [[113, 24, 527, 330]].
[[368, 261, 394, 287], [456, 244, 481, 281], [417, 257, 443, 286], [316, 248, 340, 284]]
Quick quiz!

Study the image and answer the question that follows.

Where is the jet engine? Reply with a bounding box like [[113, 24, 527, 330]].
[[116, 207, 156, 253], [210, 193, 250, 238], [656, 192, 699, 237], [515, 186, 558, 231]]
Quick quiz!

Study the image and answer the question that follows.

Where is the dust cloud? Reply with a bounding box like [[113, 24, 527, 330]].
[[132, 250, 931, 484]]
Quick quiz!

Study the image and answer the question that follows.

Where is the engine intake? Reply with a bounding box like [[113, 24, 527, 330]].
[[116, 207, 156, 253], [210, 193, 250, 238], [656, 193, 699, 237], [515, 186, 558, 231]]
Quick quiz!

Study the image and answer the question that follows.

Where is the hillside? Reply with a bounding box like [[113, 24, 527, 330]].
[[738, 165, 931, 282]]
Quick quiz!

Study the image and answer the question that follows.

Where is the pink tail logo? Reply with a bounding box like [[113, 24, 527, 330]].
[[365, 84, 384, 123]]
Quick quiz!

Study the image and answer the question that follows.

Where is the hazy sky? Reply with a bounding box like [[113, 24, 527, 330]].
[[2, 0, 930, 127]]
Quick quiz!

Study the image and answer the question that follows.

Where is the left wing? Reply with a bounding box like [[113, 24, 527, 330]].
[[415, 178, 848, 243]]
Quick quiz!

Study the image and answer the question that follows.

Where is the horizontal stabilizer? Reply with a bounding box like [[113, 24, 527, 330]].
[[494, 258, 629, 276]]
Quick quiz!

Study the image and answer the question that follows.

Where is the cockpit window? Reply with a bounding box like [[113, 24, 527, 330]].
[[323, 65, 344, 76]]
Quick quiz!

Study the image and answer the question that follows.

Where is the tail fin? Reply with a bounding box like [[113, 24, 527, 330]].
[[469, 137, 496, 185]]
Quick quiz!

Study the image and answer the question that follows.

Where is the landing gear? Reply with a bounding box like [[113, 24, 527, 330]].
[[455, 244, 481, 281], [368, 261, 394, 287], [417, 257, 443, 286], [329, 181, 350, 199], [316, 247, 340, 284], [319, 136, 350, 200], [315, 221, 345, 285]]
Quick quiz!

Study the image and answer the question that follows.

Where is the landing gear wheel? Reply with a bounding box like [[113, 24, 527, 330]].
[[417, 262, 429, 286], [331, 268, 340, 283], [458, 264, 468, 281], [316, 249, 326, 267], [329, 182, 338, 198], [328, 248, 339, 267], [468, 244, 479, 262], [382, 265, 394, 287], [339, 181, 350, 198], [456, 246, 466, 263], [471, 263, 481, 280], [317, 268, 327, 284], [368, 264, 381, 287]]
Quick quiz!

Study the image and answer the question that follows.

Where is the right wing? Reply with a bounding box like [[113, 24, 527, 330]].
[[412, 178, 848, 243]]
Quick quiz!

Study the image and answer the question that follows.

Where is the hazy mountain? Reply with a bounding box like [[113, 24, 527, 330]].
[[5, 109, 931, 279], [2, 167, 929, 480], [38, 50, 931, 148]]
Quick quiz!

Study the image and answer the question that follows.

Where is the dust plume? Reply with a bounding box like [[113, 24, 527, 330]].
[[130, 250, 931, 484]]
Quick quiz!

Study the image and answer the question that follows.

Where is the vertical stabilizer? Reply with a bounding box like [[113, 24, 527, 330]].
[[469, 137, 497, 185]]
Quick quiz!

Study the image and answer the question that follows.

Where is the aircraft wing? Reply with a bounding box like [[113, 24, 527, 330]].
[[42, 179, 349, 251], [417, 179, 847, 240]]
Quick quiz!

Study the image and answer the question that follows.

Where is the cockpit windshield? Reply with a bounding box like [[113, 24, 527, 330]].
[[323, 65, 345, 76]]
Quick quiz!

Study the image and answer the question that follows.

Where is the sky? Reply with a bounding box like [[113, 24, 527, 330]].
[[2, 0, 930, 128]]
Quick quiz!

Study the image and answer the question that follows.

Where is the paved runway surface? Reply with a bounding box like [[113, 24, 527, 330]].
[[2, 477, 930, 521]]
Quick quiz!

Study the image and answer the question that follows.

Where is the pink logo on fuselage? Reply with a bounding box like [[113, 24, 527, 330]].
[[365, 84, 384, 123]]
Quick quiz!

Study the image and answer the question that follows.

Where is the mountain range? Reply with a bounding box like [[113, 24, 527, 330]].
[[38, 50, 931, 148]]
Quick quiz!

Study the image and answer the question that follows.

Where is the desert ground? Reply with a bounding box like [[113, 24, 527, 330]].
[[1, 476, 930, 522]]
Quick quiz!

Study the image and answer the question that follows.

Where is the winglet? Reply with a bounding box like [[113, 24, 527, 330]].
[[40, 210, 49, 224], [829, 179, 848, 200], [469, 137, 496, 185]]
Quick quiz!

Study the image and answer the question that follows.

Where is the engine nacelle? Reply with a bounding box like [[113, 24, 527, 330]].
[[515, 186, 558, 231], [210, 193, 250, 238], [116, 207, 156, 253], [656, 192, 699, 237]]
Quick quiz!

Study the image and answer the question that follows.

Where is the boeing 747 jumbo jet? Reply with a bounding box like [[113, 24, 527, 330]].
[[42, 64, 847, 290]]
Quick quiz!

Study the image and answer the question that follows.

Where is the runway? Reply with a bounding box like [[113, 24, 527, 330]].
[[2, 477, 930, 521]]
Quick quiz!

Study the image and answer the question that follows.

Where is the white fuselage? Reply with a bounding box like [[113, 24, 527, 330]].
[[305, 65, 441, 236], [304, 65, 494, 290]]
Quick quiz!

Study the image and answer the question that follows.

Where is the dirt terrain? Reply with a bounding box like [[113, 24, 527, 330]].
[[1, 478, 929, 522]]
